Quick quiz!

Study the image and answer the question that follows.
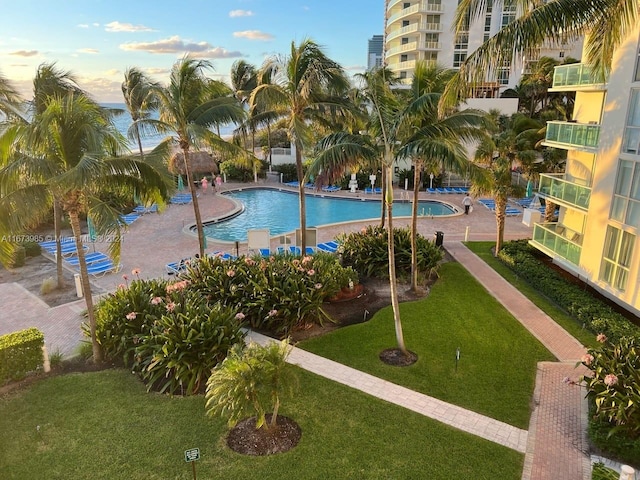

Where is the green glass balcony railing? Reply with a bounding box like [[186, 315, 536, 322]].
[[530, 223, 582, 265], [538, 174, 591, 210], [545, 121, 600, 149], [552, 63, 605, 88]]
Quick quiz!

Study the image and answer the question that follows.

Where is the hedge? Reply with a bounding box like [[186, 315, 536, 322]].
[[0, 327, 45, 384]]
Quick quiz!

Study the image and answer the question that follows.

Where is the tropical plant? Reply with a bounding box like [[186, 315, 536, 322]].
[[396, 61, 488, 290], [581, 335, 640, 439], [121, 67, 158, 158], [0, 91, 169, 363], [146, 57, 247, 257], [250, 38, 352, 252], [205, 339, 297, 431], [443, 0, 640, 108]]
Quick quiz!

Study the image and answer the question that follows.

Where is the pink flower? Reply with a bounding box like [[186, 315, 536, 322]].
[[117, 283, 126, 290], [596, 333, 607, 343], [268, 309, 278, 317], [302, 256, 312, 264], [315, 283, 323, 289], [151, 297, 163, 305], [131, 268, 141, 276], [604, 374, 618, 387], [307, 269, 315, 276], [122, 274, 128, 282], [235, 312, 246, 320], [581, 354, 594, 366], [166, 302, 176, 312], [292, 259, 300, 266], [166, 280, 189, 293], [126, 312, 137, 320], [244, 257, 255, 266], [226, 269, 235, 277]]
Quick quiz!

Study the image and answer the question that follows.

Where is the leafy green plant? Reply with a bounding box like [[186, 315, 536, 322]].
[[205, 339, 297, 430], [581, 335, 640, 439], [48, 348, 64, 368], [339, 225, 442, 280], [134, 297, 245, 395], [40, 276, 56, 295]]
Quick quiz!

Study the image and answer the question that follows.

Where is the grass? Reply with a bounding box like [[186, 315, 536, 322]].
[[301, 262, 554, 429], [0, 368, 523, 480], [464, 241, 597, 348]]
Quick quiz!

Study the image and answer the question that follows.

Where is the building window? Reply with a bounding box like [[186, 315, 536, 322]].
[[453, 52, 467, 68], [600, 225, 635, 291], [559, 51, 565, 58], [611, 159, 640, 227], [497, 68, 510, 85], [623, 89, 640, 155], [454, 34, 469, 50], [501, 0, 516, 27], [401, 54, 408, 62]]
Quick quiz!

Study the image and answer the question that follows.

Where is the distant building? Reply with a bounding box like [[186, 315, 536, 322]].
[[368, 34, 384, 70], [532, 26, 640, 317], [383, 0, 582, 92]]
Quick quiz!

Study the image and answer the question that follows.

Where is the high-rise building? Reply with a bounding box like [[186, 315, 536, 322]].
[[368, 34, 384, 70], [383, 0, 581, 92], [531, 27, 640, 317]]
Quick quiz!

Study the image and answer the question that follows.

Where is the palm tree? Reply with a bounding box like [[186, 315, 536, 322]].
[[472, 114, 530, 254], [122, 67, 158, 158], [230, 60, 258, 151], [147, 57, 246, 257], [396, 61, 488, 291], [250, 39, 352, 252], [0, 92, 169, 362], [310, 67, 411, 356], [444, 0, 639, 107]]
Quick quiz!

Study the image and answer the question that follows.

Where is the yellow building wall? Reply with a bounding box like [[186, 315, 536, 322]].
[[565, 151, 595, 186], [572, 91, 606, 123]]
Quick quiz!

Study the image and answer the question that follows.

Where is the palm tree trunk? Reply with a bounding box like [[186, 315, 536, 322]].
[[379, 166, 386, 228], [267, 123, 272, 168], [385, 164, 406, 354], [270, 395, 280, 429], [544, 200, 557, 223], [183, 147, 206, 258], [495, 196, 507, 255], [68, 210, 102, 363], [136, 131, 144, 159], [295, 141, 307, 253], [53, 199, 64, 288], [410, 162, 421, 292]]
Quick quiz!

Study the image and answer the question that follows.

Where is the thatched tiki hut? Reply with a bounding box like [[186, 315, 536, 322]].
[[169, 151, 220, 177]]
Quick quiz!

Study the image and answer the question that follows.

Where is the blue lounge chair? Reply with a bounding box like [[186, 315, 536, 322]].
[[120, 213, 140, 225], [65, 251, 110, 266], [38, 238, 74, 249], [78, 259, 121, 277], [317, 242, 338, 253], [426, 188, 437, 194], [444, 187, 457, 194], [283, 181, 299, 187], [42, 242, 87, 257], [133, 204, 158, 214], [209, 251, 236, 261], [321, 185, 341, 192], [435, 188, 447, 194]]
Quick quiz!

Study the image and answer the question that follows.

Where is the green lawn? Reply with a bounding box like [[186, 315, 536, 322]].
[[0, 368, 523, 480], [464, 241, 597, 348], [301, 262, 554, 429]]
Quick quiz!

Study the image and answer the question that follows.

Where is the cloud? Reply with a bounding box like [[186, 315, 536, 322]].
[[78, 48, 99, 54], [344, 65, 365, 71], [105, 69, 120, 76], [229, 9, 254, 17], [144, 67, 170, 75], [105, 21, 154, 33], [233, 30, 274, 41], [9, 50, 38, 57], [78, 24, 89, 29], [120, 35, 243, 58]]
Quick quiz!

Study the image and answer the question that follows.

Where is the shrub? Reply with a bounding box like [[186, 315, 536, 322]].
[[339, 225, 443, 280], [272, 163, 299, 183], [133, 297, 245, 395], [0, 328, 44, 384], [48, 348, 64, 368], [7, 245, 25, 268], [40, 277, 57, 295], [21, 241, 41, 257], [205, 339, 297, 431], [498, 240, 639, 342]]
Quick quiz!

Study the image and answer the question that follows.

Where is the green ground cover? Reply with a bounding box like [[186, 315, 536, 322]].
[[301, 262, 554, 428], [464, 241, 597, 348], [0, 368, 523, 480]]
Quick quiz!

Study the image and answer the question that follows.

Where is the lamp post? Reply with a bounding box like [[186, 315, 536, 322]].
[[429, 173, 434, 189]]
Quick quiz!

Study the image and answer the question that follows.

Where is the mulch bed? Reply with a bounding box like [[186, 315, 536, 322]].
[[227, 415, 302, 455]]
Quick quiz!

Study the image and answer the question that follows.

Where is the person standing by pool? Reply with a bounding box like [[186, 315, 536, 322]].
[[462, 194, 473, 214], [201, 176, 209, 194], [215, 175, 222, 192]]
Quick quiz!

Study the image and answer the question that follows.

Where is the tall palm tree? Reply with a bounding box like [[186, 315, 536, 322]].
[[250, 39, 352, 252], [309, 67, 410, 356], [396, 61, 488, 291], [122, 67, 158, 158], [0, 92, 169, 362], [230, 60, 258, 151], [444, 0, 639, 107], [147, 57, 246, 257], [472, 114, 530, 254]]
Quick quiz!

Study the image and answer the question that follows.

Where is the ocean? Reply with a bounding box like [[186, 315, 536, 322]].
[[102, 103, 237, 151]]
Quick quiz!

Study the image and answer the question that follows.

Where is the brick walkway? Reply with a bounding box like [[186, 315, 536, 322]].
[[0, 183, 594, 479]]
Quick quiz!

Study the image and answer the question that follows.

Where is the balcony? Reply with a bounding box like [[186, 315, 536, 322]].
[[538, 174, 591, 211], [544, 121, 600, 150], [391, 60, 416, 71], [530, 223, 583, 265], [386, 22, 442, 41], [386, 1, 444, 26], [386, 41, 441, 58], [550, 63, 606, 91]]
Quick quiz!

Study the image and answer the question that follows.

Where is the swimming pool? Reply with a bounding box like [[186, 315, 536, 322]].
[[202, 188, 457, 242]]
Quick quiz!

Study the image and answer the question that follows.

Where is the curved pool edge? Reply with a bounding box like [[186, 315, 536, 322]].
[[183, 185, 464, 245]]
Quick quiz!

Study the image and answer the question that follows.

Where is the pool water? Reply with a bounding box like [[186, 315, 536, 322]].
[[203, 188, 456, 242]]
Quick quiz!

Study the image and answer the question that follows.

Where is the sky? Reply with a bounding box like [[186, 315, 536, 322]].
[[0, 0, 383, 102]]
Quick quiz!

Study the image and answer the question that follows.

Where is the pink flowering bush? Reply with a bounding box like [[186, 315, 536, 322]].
[[581, 335, 640, 442]]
